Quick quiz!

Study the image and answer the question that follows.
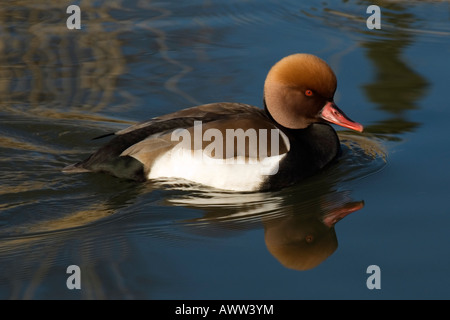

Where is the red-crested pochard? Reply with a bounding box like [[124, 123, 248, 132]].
[[63, 54, 363, 191]]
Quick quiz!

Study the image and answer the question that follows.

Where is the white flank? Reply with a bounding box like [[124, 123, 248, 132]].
[[147, 148, 286, 192]]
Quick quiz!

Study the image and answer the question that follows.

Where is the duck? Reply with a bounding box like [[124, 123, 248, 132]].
[[63, 53, 363, 191]]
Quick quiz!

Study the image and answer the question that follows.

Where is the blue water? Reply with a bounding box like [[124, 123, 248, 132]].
[[0, 0, 449, 299]]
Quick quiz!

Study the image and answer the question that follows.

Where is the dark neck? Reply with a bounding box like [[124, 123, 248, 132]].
[[263, 98, 310, 135]]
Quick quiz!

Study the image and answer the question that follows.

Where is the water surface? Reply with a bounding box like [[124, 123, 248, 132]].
[[0, 0, 449, 299]]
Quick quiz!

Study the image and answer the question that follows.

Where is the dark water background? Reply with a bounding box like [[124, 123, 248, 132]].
[[0, 0, 449, 299]]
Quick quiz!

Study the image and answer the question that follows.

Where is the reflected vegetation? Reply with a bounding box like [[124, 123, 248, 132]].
[[0, 1, 129, 117], [303, 0, 430, 139], [360, 0, 429, 138], [0, 174, 147, 299]]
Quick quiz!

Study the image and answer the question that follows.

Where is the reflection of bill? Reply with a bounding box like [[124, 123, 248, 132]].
[[264, 200, 364, 271]]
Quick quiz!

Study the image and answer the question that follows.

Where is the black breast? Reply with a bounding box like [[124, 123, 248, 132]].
[[262, 123, 341, 190]]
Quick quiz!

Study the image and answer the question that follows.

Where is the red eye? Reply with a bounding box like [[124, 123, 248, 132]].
[[305, 89, 313, 96]]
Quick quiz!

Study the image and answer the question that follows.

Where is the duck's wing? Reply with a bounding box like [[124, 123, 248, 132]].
[[115, 102, 258, 135], [120, 115, 290, 161], [63, 103, 273, 180]]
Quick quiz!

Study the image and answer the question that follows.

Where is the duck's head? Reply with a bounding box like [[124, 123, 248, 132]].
[[264, 53, 363, 132]]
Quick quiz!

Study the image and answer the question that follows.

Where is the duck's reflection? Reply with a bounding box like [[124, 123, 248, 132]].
[[167, 186, 364, 271], [263, 197, 363, 270]]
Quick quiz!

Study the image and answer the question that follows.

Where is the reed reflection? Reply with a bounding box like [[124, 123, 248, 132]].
[[303, 1, 429, 138], [0, 176, 146, 299], [0, 1, 127, 117], [360, 0, 429, 138]]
